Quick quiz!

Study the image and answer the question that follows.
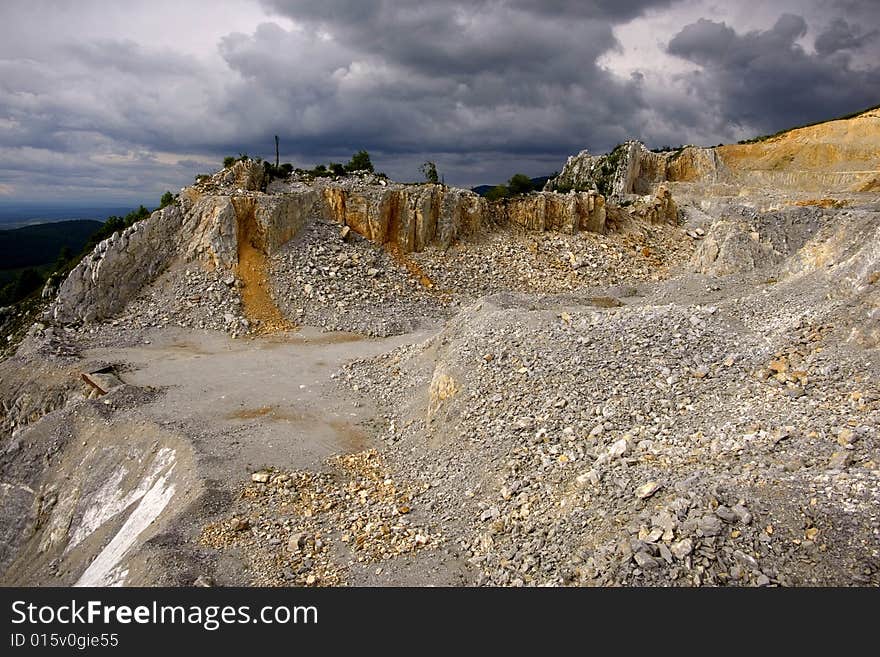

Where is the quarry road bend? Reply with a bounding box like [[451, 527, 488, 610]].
[[82, 325, 437, 473]]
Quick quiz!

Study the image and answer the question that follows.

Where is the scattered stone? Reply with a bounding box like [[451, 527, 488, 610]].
[[635, 481, 662, 500], [829, 451, 851, 469], [634, 551, 658, 568], [81, 371, 123, 395], [288, 532, 310, 552], [731, 504, 752, 525], [714, 505, 738, 523], [671, 539, 693, 560], [699, 515, 723, 537], [229, 517, 250, 532], [608, 437, 628, 458]]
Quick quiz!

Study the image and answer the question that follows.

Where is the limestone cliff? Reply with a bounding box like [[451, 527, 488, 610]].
[[319, 184, 484, 251], [546, 107, 880, 200], [627, 185, 678, 226], [52, 188, 321, 323], [51, 153, 682, 324], [50, 176, 610, 323], [713, 107, 880, 193], [490, 191, 606, 234], [545, 149, 598, 193], [545, 141, 669, 197], [53, 205, 186, 323]]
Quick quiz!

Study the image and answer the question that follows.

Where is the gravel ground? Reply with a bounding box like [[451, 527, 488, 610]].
[[3, 200, 879, 587], [339, 285, 880, 586]]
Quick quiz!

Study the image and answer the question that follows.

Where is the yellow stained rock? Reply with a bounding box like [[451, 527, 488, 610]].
[[768, 359, 788, 373]]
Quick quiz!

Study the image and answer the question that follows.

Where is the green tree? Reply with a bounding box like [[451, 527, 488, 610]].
[[53, 245, 72, 272], [223, 156, 236, 168], [420, 161, 439, 184], [159, 191, 175, 209], [485, 185, 509, 202], [345, 150, 374, 172], [1, 268, 45, 305], [507, 173, 534, 195], [329, 162, 346, 176]]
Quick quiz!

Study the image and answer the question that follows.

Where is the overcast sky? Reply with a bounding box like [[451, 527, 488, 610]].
[[0, 0, 878, 204]]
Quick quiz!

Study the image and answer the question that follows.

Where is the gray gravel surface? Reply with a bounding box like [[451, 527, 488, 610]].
[[2, 201, 879, 587]]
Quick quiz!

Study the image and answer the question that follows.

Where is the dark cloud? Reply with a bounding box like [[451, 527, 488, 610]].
[[1, 0, 879, 202], [214, 0, 681, 178], [257, 0, 671, 77], [667, 13, 880, 136], [814, 18, 878, 56]]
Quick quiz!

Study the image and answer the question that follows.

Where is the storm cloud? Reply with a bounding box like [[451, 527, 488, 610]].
[[0, 0, 877, 203], [667, 13, 880, 134]]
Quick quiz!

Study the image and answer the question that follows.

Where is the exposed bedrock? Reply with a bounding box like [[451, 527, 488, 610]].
[[546, 108, 880, 199], [52, 167, 670, 323], [489, 190, 606, 234], [320, 184, 484, 251], [52, 205, 187, 324]]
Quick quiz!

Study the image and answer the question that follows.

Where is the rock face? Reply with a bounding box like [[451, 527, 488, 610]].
[[50, 160, 678, 324], [546, 149, 598, 192], [712, 108, 880, 194], [52, 190, 323, 323], [614, 142, 670, 196], [320, 184, 484, 251], [545, 141, 670, 197], [666, 147, 720, 183], [178, 189, 323, 268], [321, 184, 608, 245], [628, 185, 678, 225], [546, 107, 880, 200], [53, 205, 186, 323], [490, 191, 606, 234]]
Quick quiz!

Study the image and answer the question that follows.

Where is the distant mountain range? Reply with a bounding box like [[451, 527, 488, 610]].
[[471, 176, 553, 197], [0, 220, 103, 271], [0, 204, 140, 229]]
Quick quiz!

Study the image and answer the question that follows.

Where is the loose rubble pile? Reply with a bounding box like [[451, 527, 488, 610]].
[[265, 216, 693, 336], [200, 450, 440, 586], [411, 222, 692, 299], [338, 286, 880, 586], [64, 265, 247, 348], [270, 219, 450, 336]]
